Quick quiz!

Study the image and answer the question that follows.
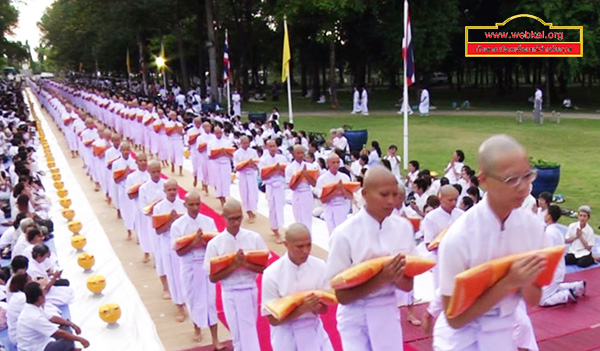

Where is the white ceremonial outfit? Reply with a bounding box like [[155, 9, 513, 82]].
[[285, 160, 316, 232], [153, 197, 187, 305], [171, 213, 219, 328], [232, 92, 242, 116], [125, 169, 151, 252], [139, 179, 166, 268], [433, 196, 545, 351], [187, 126, 203, 179], [316, 170, 351, 234], [325, 208, 416, 351], [233, 147, 259, 212], [112, 155, 136, 216], [444, 161, 464, 185], [419, 89, 430, 116], [351, 89, 361, 114], [565, 221, 595, 259], [165, 120, 184, 167], [197, 132, 214, 186], [104, 147, 120, 207], [360, 89, 369, 115], [259, 153, 288, 230], [204, 228, 267, 351], [262, 253, 334, 351], [207, 137, 233, 197]]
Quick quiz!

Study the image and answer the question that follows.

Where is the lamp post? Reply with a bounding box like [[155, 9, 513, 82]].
[[155, 56, 166, 88]]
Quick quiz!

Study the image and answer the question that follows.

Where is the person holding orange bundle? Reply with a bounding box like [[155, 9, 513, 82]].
[[233, 136, 259, 222], [325, 166, 416, 351], [316, 153, 353, 234], [204, 199, 267, 351], [207, 126, 233, 207], [170, 191, 223, 348], [433, 135, 546, 351], [125, 153, 151, 257], [285, 145, 317, 233], [262, 223, 334, 351], [112, 142, 136, 230], [259, 139, 287, 243]]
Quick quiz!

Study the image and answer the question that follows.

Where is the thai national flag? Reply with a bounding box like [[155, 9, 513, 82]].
[[223, 30, 230, 83], [403, 1, 415, 87]]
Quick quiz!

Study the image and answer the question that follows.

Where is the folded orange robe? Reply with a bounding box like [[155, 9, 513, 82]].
[[289, 169, 319, 186], [427, 226, 449, 251], [330, 255, 436, 290], [106, 156, 120, 169], [136, 113, 143, 123], [235, 158, 259, 171], [320, 181, 361, 200], [173, 232, 219, 251], [113, 168, 133, 182], [446, 245, 565, 319], [127, 182, 146, 196], [209, 147, 235, 159], [153, 123, 163, 132], [83, 139, 94, 147], [188, 132, 200, 145], [142, 199, 162, 215], [260, 163, 287, 179], [210, 249, 270, 275], [265, 290, 338, 320], [197, 142, 207, 152], [406, 217, 421, 233], [165, 125, 183, 136], [151, 213, 183, 229], [93, 145, 108, 157]]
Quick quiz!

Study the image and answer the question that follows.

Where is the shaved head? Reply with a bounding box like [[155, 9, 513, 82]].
[[362, 166, 399, 222], [439, 184, 459, 198], [165, 178, 177, 187], [223, 199, 243, 234], [478, 134, 526, 174], [148, 160, 161, 170], [363, 166, 397, 192], [185, 191, 201, 204], [223, 198, 242, 215], [285, 223, 310, 242]]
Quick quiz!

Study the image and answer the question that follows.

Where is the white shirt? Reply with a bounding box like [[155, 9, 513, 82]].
[[384, 155, 402, 182], [259, 152, 287, 186], [438, 196, 545, 317], [16, 303, 58, 351], [368, 150, 380, 167], [545, 223, 565, 283], [171, 213, 218, 263], [325, 208, 416, 299], [203, 228, 267, 289], [138, 178, 165, 210], [422, 206, 464, 245], [125, 170, 150, 206], [285, 160, 316, 192], [233, 147, 259, 176], [7, 291, 26, 344], [566, 222, 594, 258], [332, 136, 348, 152], [262, 253, 328, 320], [315, 170, 350, 206], [444, 162, 463, 184]]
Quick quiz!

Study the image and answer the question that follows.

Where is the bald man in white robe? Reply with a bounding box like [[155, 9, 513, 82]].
[[196, 122, 214, 195], [232, 136, 259, 222], [204, 200, 267, 351], [112, 143, 137, 230], [259, 139, 288, 242], [285, 145, 317, 232], [207, 126, 233, 207], [262, 223, 334, 351], [187, 118, 203, 187], [171, 191, 223, 348], [139, 160, 166, 272], [315, 153, 353, 234], [126, 154, 151, 257]]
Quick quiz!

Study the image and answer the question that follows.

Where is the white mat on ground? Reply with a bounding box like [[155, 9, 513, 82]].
[[29, 89, 165, 351]]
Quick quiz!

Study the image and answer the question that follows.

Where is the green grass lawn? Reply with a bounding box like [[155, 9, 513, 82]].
[[289, 113, 599, 228]]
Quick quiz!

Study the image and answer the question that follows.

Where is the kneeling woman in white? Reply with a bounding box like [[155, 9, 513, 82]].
[[262, 223, 334, 351]]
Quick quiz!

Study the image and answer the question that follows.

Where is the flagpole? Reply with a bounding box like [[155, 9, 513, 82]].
[[226, 29, 231, 115], [227, 81, 231, 116], [402, 0, 409, 170], [284, 18, 293, 124]]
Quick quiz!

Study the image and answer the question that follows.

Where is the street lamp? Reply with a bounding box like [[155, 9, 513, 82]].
[[155, 56, 166, 88]]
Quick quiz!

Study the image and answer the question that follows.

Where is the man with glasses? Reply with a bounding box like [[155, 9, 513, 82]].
[[433, 134, 546, 351]]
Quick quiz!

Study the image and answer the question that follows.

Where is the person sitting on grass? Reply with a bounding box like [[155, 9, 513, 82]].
[[536, 191, 552, 225], [565, 205, 596, 268], [540, 205, 586, 306]]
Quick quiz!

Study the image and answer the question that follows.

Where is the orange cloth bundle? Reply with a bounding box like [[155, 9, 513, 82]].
[[93, 145, 108, 157], [235, 158, 259, 171], [106, 156, 120, 169], [173, 232, 219, 251], [320, 181, 361, 200], [127, 182, 145, 196], [427, 226, 449, 251], [289, 169, 319, 186], [446, 245, 565, 319], [197, 142, 207, 152], [165, 124, 183, 136], [330, 255, 436, 290], [260, 163, 287, 179], [210, 249, 270, 275], [151, 213, 183, 229], [153, 123, 163, 132], [143, 115, 155, 126], [188, 132, 200, 145], [136, 113, 143, 122], [64, 117, 74, 125], [113, 168, 132, 182], [265, 290, 338, 320], [210, 147, 235, 159], [406, 217, 421, 233], [83, 139, 94, 147], [142, 199, 162, 215]]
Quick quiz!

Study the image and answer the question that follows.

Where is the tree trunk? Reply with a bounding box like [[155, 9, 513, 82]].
[[136, 30, 148, 95], [175, 20, 190, 93], [300, 51, 307, 97], [329, 40, 338, 108], [205, 0, 218, 102]]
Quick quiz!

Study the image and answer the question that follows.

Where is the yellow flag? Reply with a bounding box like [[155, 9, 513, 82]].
[[126, 48, 131, 75], [281, 19, 291, 83]]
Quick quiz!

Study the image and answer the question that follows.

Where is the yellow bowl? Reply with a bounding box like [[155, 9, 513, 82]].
[[71, 234, 87, 250], [99, 303, 121, 324], [57, 189, 68, 199], [183, 149, 190, 159], [87, 275, 106, 295], [54, 181, 64, 190], [77, 252, 95, 271], [68, 220, 82, 234], [50, 168, 60, 174], [61, 208, 75, 220], [51, 173, 61, 181], [59, 198, 72, 208], [47, 161, 56, 168]]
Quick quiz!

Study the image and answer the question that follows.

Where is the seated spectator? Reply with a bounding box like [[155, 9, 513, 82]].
[[368, 141, 381, 167], [537, 191, 552, 224], [540, 205, 586, 306], [460, 196, 474, 211], [565, 205, 595, 268], [17, 282, 89, 350], [7, 272, 30, 344]]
